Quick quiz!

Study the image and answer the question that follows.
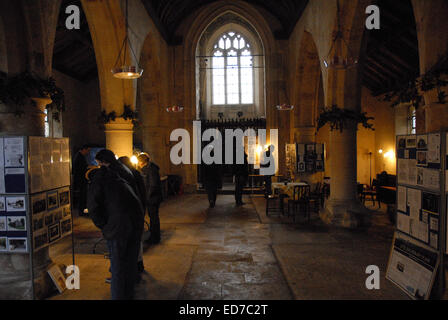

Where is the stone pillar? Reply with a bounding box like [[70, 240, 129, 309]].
[[320, 123, 369, 228], [424, 102, 448, 132], [104, 117, 134, 157], [0, 98, 48, 136]]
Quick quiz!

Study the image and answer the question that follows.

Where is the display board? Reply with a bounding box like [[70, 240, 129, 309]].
[[389, 132, 446, 299], [296, 143, 325, 173], [396, 133, 441, 249], [0, 136, 72, 254], [386, 231, 439, 300]]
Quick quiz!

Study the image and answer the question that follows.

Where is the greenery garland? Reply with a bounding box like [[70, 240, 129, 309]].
[[317, 105, 375, 132], [382, 57, 448, 109], [0, 72, 65, 114], [98, 105, 140, 128]]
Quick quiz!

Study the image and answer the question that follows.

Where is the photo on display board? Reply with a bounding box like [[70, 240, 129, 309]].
[[33, 216, 44, 231], [47, 191, 59, 210], [44, 212, 54, 226], [58, 190, 70, 207], [417, 136, 428, 150], [62, 207, 71, 218], [417, 151, 427, 166], [0, 216, 6, 231], [47, 264, 66, 294], [48, 223, 61, 242], [6, 197, 25, 212], [398, 138, 406, 149], [7, 216, 26, 232], [8, 238, 27, 252], [316, 161, 324, 171], [32, 194, 47, 215], [0, 237, 7, 252], [406, 137, 417, 148], [61, 219, 72, 235], [54, 210, 62, 223], [0, 197, 5, 212]]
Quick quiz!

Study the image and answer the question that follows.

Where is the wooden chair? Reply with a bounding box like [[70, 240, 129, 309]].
[[287, 185, 311, 222], [266, 188, 288, 217], [309, 182, 323, 212], [361, 180, 380, 208]]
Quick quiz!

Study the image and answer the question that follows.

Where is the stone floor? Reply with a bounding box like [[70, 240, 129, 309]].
[[48, 193, 409, 300]]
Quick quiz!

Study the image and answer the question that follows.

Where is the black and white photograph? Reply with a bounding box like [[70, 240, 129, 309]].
[[417, 151, 427, 166], [48, 223, 61, 243], [0, 197, 5, 212], [0, 216, 6, 232], [61, 219, 72, 235], [398, 137, 406, 149], [32, 194, 47, 215], [47, 191, 59, 210], [8, 238, 27, 253], [6, 197, 26, 212], [0, 237, 7, 252], [7, 216, 26, 232], [54, 210, 63, 222], [62, 207, 71, 218], [44, 212, 54, 227], [406, 137, 417, 148], [33, 217, 44, 231], [417, 135, 428, 149], [58, 189, 70, 206]]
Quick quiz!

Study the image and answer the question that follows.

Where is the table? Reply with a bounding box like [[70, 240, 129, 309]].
[[271, 182, 308, 198]]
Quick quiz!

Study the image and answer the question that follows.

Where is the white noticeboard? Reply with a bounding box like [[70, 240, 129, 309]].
[[386, 232, 439, 300]]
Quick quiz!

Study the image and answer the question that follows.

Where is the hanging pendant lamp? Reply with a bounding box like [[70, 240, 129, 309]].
[[111, 0, 143, 79], [323, 0, 358, 70]]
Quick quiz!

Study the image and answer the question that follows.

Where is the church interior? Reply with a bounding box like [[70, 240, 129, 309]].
[[0, 0, 448, 301]]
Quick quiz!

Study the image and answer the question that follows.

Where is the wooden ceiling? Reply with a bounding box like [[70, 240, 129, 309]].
[[51, 0, 420, 96], [52, 0, 97, 81], [141, 0, 309, 44], [361, 0, 420, 95]]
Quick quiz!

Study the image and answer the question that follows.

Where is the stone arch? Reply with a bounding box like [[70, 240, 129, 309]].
[[196, 12, 266, 120]]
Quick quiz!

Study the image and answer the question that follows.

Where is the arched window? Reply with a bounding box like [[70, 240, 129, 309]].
[[212, 32, 254, 105]]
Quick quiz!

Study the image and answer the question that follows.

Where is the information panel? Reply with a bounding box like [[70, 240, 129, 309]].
[[386, 232, 439, 300]]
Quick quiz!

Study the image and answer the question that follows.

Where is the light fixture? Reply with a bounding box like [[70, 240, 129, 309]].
[[111, 0, 143, 79], [323, 0, 358, 70], [378, 149, 383, 154], [275, 81, 295, 111], [130, 155, 138, 165], [166, 47, 183, 112]]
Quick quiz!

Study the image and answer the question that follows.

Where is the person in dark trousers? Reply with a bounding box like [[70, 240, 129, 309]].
[[87, 149, 144, 300], [261, 145, 274, 198], [137, 153, 163, 245], [234, 152, 249, 206], [118, 156, 147, 274], [73, 145, 90, 215], [201, 149, 223, 208]]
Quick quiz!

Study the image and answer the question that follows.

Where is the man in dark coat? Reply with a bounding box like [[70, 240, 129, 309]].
[[234, 152, 249, 206], [118, 156, 147, 273], [72, 145, 90, 215], [137, 153, 163, 245], [88, 149, 144, 300], [201, 148, 223, 208]]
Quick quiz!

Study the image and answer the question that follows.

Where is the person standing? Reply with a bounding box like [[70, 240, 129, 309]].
[[234, 152, 249, 206], [87, 149, 144, 300], [201, 148, 223, 208], [73, 145, 90, 216], [118, 156, 147, 274], [137, 153, 163, 245], [261, 145, 275, 198]]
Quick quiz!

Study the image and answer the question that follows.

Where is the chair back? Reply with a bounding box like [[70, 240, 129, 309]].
[[293, 185, 310, 201]]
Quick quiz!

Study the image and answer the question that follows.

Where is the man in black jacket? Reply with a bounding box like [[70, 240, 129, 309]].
[[73, 145, 90, 215], [137, 153, 163, 244], [88, 149, 144, 300], [234, 152, 249, 206]]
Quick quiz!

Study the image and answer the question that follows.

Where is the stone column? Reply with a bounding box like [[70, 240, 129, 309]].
[[320, 123, 369, 228], [104, 117, 134, 157]]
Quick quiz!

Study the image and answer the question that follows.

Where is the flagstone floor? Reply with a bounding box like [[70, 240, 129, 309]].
[[49, 193, 408, 300]]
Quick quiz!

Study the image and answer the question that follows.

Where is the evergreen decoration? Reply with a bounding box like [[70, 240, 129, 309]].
[[0, 72, 65, 113], [382, 55, 448, 109], [98, 105, 139, 128], [317, 105, 375, 132]]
